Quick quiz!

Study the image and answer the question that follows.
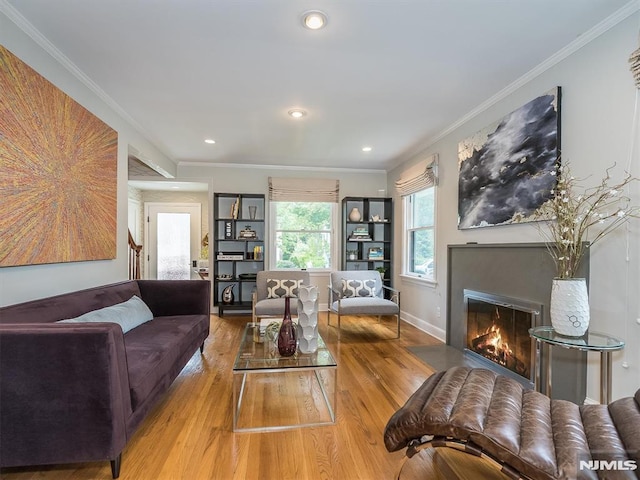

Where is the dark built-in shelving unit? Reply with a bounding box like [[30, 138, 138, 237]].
[[213, 193, 265, 316], [341, 196, 393, 288]]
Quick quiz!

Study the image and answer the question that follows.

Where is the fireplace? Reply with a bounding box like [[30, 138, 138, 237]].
[[448, 244, 588, 404], [464, 290, 542, 387]]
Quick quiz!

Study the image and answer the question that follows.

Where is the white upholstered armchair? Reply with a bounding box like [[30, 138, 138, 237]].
[[328, 270, 400, 338]]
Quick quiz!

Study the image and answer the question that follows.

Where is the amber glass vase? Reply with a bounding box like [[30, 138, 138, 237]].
[[277, 296, 297, 357]]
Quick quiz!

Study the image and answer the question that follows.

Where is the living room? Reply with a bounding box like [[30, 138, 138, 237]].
[[2, 1, 640, 479]]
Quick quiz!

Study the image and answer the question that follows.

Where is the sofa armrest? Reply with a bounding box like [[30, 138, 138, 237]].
[[0, 323, 130, 468], [137, 280, 211, 317]]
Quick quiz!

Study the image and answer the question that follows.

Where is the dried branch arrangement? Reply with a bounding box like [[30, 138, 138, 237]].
[[535, 162, 639, 278]]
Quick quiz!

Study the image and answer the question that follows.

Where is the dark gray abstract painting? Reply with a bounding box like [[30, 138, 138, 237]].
[[458, 87, 560, 229]]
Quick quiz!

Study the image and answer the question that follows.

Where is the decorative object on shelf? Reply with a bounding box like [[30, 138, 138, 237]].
[[238, 225, 257, 239], [296, 285, 319, 354], [349, 207, 362, 222], [534, 162, 639, 336], [221, 284, 236, 304], [253, 245, 264, 260], [375, 266, 387, 280], [248, 205, 257, 219], [217, 274, 233, 280], [371, 214, 381, 222], [277, 296, 297, 357], [224, 221, 233, 239], [368, 247, 383, 259], [550, 278, 590, 336], [347, 250, 357, 260]]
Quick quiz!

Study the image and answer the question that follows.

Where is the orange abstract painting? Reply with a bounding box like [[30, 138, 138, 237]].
[[0, 45, 118, 267]]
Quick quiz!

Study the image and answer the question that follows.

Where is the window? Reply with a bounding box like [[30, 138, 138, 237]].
[[271, 201, 335, 270], [405, 187, 435, 280]]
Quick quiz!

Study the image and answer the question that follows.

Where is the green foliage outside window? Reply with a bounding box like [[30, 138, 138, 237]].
[[274, 202, 332, 269], [409, 188, 435, 277]]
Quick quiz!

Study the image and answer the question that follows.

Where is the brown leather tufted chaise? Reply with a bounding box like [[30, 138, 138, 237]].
[[384, 367, 640, 479]]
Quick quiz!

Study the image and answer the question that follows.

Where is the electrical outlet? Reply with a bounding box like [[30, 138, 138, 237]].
[[436, 307, 441, 318]]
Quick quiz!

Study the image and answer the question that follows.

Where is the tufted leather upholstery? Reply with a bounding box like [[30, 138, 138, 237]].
[[384, 367, 640, 479]]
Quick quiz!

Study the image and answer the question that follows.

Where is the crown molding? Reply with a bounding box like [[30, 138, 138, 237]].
[[178, 160, 386, 174]]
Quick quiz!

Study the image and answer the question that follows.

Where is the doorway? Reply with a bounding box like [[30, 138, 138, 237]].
[[145, 203, 201, 280]]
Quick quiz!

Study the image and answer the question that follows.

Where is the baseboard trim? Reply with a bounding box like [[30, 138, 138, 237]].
[[401, 311, 446, 342]]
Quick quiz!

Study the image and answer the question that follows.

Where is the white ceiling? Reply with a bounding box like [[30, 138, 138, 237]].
[[4, 0, 637, 172]]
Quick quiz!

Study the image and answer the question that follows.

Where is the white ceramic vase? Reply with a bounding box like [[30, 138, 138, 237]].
[[349, 207, 362, 222], [550, 278, 590, 336], [296, 285, 319, 354]]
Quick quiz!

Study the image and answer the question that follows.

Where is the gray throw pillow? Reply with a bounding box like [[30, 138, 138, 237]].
[[341, 279, 376, 298], [266, 278, 302, 298], [58, 295, 153, 334]]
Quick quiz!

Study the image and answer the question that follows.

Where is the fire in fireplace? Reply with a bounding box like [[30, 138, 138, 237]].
[[464, 290, 541, 384]]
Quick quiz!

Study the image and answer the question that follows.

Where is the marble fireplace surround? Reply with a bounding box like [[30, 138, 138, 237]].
[[446, 243, 589, 404]]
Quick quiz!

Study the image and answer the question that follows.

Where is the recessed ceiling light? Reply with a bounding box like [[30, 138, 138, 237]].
[[362, 146, 372, 152], [288, 109, 307, 119], [204, 139, 215, 144], [302, 10, 327, 30]]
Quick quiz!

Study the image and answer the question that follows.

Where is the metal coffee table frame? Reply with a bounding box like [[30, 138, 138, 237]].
[[233, 323, 337, 433]]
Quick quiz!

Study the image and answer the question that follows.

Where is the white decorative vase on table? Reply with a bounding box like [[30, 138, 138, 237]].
[[297, 285, 319, 354], [550, 278, 590, 336]]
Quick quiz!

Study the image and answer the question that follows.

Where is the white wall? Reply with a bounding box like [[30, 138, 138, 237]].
[[0, 11, 175, 305], [389, 12, 640, 400]]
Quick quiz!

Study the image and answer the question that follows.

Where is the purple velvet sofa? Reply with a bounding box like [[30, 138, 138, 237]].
[[0, 279, 210, 478]]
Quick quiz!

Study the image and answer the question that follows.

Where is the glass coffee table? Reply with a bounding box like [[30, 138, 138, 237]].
[[233, 323, 337, 432]]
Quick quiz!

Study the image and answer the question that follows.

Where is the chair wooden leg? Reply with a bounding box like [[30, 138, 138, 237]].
[[396, 314, 400, 339]]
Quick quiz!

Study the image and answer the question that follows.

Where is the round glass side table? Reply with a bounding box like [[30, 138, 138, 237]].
[[529, 326, 624, 404]]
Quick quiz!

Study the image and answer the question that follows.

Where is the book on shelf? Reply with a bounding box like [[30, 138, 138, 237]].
[[216, 251, 244, 260], [232, 197, 240, 219], [368, 247, 383, 259], [349, 226, 371, 241]]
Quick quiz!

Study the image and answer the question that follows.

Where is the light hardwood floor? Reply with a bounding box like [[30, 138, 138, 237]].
[[1, 314, 510, 480]]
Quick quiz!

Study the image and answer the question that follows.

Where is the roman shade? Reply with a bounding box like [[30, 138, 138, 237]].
[[394, 154, 438, 196], [269, 177, 339, 202]]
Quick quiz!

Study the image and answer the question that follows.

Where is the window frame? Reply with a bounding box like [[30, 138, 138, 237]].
[[403, 186, 437, 283], [268, 200, 338, 271]]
